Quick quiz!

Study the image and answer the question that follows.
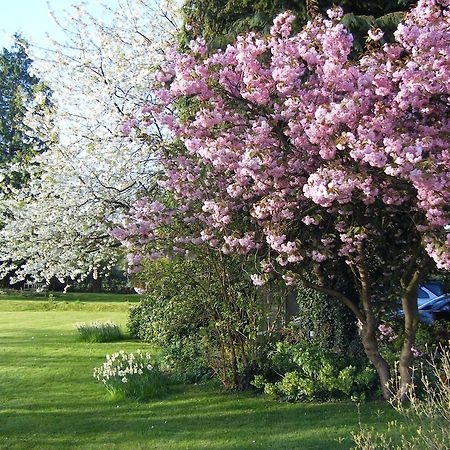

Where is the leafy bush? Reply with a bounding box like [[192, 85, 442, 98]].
[[75, 321, 123, 343], [353, 345, 450, 449], [252, 342, 376, 401], [128, 257, 279, 389], [376, 319, 450, 367], [160, 338, 213, 383], [127, 259, 210, 345], [415, 321, 450, 349], [127, 291, 215, 384], [127, 303, 145, 339], [93, 350, 168, 401], [293, 275, 362, 355]]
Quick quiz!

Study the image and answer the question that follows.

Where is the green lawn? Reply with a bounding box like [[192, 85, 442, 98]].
[[0, 291, 141, 312], [0, 295, 398, 449]]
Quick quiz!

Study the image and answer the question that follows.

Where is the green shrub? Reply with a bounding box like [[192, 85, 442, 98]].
[[415, 320, 450, 349], [252, 342, 376, 402], [93, 350, 168, 401], [127, 256, 278, 389], [127, 303, 145, 339], [160, 338, 213, 383], [75, 321, 123, 343]]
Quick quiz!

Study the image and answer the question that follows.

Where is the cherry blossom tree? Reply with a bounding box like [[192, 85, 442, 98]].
[[0, 0, 180, 284], [116, 0, 450, 398]]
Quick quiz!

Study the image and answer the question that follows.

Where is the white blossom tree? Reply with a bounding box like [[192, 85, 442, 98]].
[[0, 0, 180, 284]]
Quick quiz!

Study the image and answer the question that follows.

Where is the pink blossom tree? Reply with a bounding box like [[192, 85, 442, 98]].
[[116, 0, 450, 399]]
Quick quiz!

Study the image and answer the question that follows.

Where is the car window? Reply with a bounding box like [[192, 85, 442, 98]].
[[423, 283, 444, 296], [418, 288, 429, 299]]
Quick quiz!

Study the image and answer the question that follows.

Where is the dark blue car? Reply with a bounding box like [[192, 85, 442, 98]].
[[418, 295, 450, 324], [417, 282, 445, 307], [394, 282, 450, 324]]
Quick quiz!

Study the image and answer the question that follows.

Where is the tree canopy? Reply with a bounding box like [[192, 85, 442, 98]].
[[114, 0, 450, 397], [0, 0, 179, 283]]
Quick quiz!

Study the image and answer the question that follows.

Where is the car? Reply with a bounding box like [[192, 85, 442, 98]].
[[418, 296, 450, 324], [391, 281, 449, 324], [417, 282, 445, 307]]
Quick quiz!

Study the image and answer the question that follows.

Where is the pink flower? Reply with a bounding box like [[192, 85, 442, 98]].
[[378, 324, 397, 343], [368, 28, 384, 42], [250, 274, 266, 286]]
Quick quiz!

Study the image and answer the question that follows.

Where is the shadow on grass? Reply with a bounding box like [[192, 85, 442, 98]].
[[0, 382, 397, 450]]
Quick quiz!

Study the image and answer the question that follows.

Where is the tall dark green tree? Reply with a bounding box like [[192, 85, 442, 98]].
[[0, 37, 51, 288], [0, 36, 48, 166], [181, 0, 416, 50]]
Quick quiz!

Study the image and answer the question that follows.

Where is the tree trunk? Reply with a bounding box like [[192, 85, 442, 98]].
[[399, 294, 418, 393], [398, 260, 430, 398], [361, 317, 392, 400], [226, 322, 239, 388], [355, 249, 393, 399], [398, 282, 419, 400]]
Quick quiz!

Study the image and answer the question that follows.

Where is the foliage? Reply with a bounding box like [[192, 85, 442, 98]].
[[384, 318, 450, 357], [0, 38, 51, 286], [160, 339, 213, 383], [127, 302, 145, 339], [0, 37, 48, 168], [181, 0, 416, 49], [93, 350, 168, 401], [252, 342, 377, 401], [127, 258, 211, 346], [293, 275, 361, 355], [415, 321, 450, 349], [75, 320, 123, 342], [128, 285, 212, 383], [127, 255, 287, 389], [353, 345, 450, 449]]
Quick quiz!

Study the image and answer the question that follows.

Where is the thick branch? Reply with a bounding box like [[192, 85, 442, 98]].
[[296, 272, 364, 322]]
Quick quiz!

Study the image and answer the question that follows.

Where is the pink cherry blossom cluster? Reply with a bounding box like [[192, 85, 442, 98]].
[[116, 0, 450, 285], [222, 232, 260, 255], [378, 323, 398, 343]]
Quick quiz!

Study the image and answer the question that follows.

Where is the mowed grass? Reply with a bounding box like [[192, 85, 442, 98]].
[[0, 295, 398, 450], [0, 291, 141, 312]]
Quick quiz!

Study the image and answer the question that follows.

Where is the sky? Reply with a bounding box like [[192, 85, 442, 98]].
[[0, 0, 106, 50]]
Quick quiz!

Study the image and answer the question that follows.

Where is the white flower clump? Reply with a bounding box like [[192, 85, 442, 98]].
[[76, 320, 119, 331], [75, 320, 122, 342], [93, 350, 155, 385]]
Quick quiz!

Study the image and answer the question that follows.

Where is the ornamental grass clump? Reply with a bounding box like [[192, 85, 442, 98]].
[[76, 320, 122, 342], [93, 350, 168, 401], [353, 344, 450, 449]]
